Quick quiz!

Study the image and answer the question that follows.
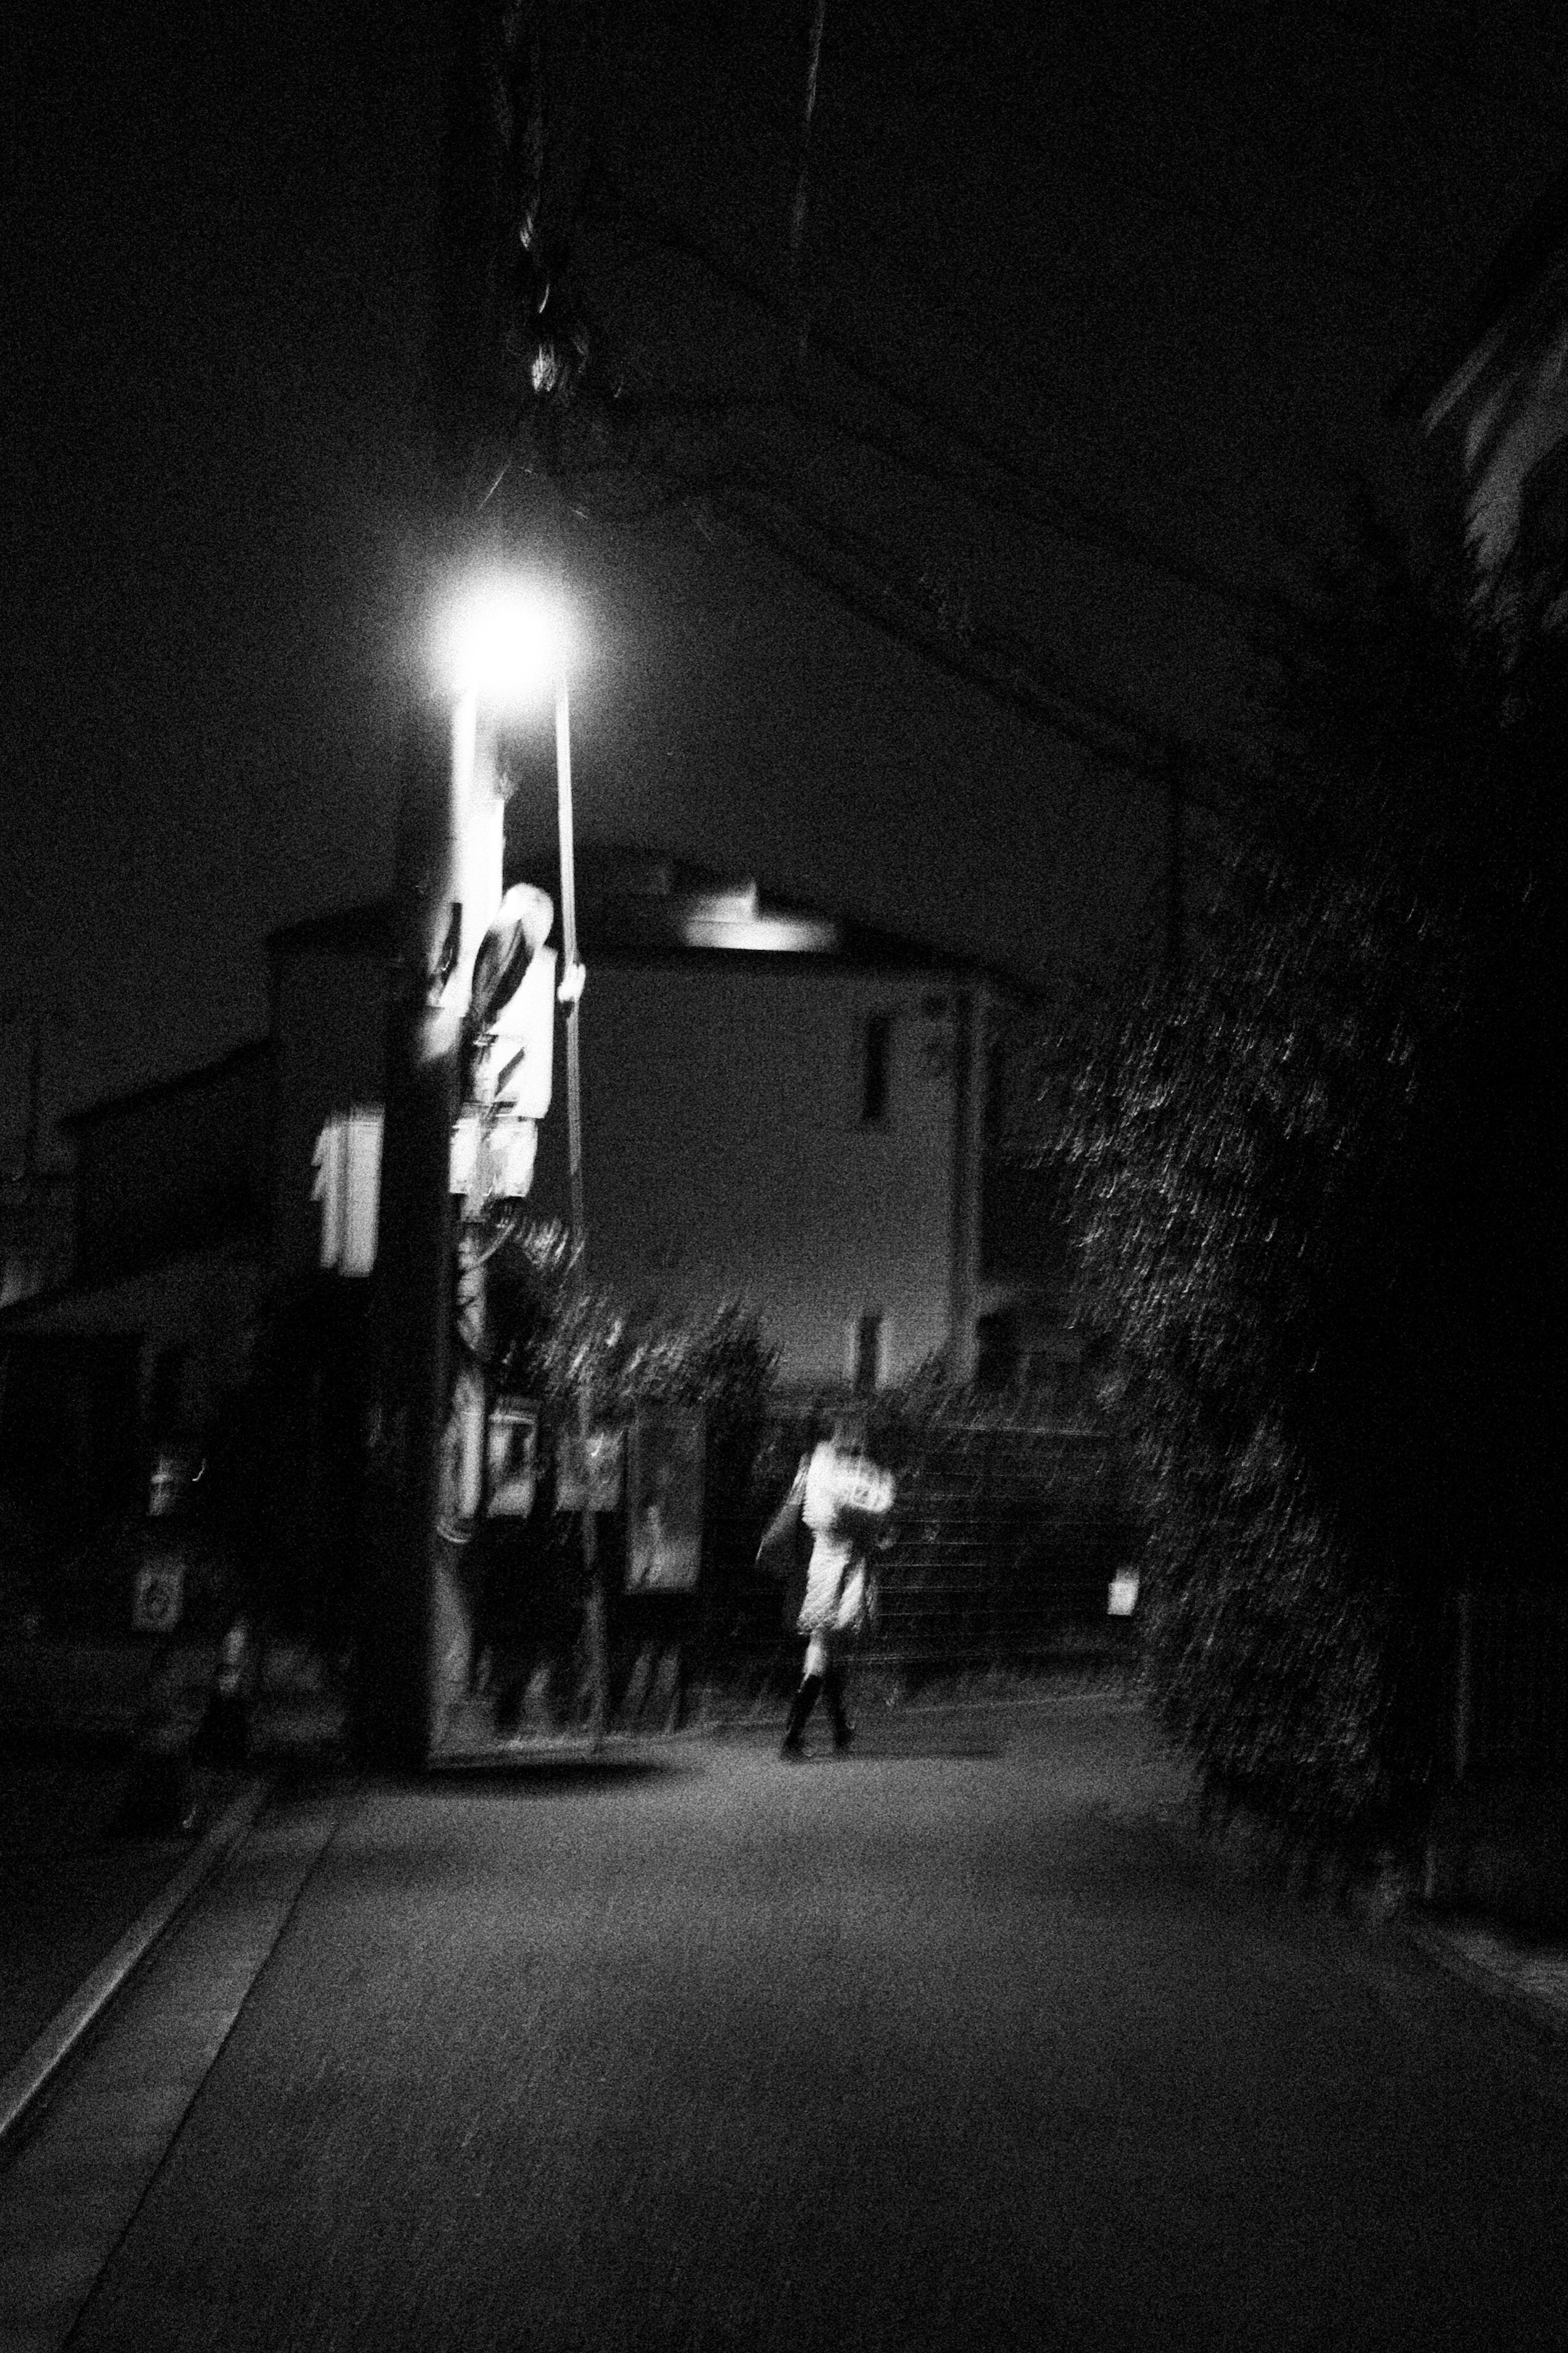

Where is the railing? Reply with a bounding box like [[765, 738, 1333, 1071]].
[[706, 1416, 1141, 1688]]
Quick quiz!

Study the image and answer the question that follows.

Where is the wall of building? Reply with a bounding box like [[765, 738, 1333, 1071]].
[[0, 1174, 73, 1309], [265, 926, 986, 1389], [70, 1046, 269, 1289], [0, 1242, 260, 1434], [525, 959, 970, 1389]]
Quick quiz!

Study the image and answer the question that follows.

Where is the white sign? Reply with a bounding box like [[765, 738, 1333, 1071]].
[[314, 1109, 383, 1275]]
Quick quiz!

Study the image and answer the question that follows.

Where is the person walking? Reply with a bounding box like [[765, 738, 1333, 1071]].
[[781, 1409, 894, 1758]]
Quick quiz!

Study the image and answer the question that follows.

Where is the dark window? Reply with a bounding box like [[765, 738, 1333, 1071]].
[[852, 1312, 883, 1395], [974, 1311, 1015, 1392], [860, 1012, 892, 1125], [0, 1335, 142, 1547], [150, 1344, 189, 1434]]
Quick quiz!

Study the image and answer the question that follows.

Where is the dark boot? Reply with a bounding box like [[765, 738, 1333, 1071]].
[[781, 1674, 821, 1756], [823, 1664, 853, 1752]]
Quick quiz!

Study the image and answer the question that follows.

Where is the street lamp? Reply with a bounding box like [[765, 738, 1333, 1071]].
[[437, 577, 606, 1743], [438, 578, 587, 1265], [362, 578, 605, 1767]]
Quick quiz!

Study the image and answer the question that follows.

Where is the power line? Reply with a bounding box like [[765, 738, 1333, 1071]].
[[581, 201, 1263, 617]]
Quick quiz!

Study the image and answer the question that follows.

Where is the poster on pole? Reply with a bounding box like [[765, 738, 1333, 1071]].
[[555, 1427, 624, 1513], [626, 1407, 705, 1592], [487, 1398, 539, 1517]]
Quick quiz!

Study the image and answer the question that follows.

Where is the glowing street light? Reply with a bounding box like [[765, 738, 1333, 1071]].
[[436, 576, 588, 1271], [363, 575, 606, 1766], [436, 573, 605, 1744], [440, 576, 573, 713]]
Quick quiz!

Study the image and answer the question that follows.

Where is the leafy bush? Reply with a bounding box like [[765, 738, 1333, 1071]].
[[1022, 511, 1565, 1826], [490, 1222, 775, 1566]]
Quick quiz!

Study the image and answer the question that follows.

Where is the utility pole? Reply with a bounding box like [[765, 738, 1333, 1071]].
[[359, 706, 470, 1765], [354, 3, 555, 1767], [360, 674, 526, 1766], [362, 4, 615, 1762]]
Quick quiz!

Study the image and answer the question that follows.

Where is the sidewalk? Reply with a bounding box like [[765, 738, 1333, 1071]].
[[0, 1772, 346, 2350], [0, 1651, 347, 2161], [0, 1634, 350, 1751], [0, 1740, 244, 2084], [1180, 1780, 1568, 2043]]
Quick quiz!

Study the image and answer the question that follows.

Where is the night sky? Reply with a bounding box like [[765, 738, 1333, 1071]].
[[4, 0, 1566, 1154]]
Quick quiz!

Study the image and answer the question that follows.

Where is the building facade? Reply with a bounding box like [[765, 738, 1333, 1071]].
[[268, 858, 1015, 1394], [2, 855, 1069, 1649]]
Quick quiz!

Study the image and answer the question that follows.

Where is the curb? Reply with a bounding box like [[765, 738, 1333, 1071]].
[[0, 1771, 274, 2160], [1401, 1913, 1568, 2043]]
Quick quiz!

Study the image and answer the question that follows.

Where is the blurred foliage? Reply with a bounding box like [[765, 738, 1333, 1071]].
[[721, 1368, 1138, 1687], [1016, 504, 1566, 1824], [490, 1221, 776, 1555]]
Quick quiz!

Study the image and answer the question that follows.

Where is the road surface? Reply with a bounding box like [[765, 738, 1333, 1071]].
[[7, 1697, 1566, 2351]]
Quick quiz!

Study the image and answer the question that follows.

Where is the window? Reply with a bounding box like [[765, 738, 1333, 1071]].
[[860, 1010, 893, 1126], [850, 1311, 885, 1395]]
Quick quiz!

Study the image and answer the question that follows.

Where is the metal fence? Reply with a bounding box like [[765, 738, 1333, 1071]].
[[872, 1420, 1137, 1673], [704, 1413, 1141, 1689]]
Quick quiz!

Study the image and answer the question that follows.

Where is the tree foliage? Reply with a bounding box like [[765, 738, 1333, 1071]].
[[1028, 505, 1566, 1822], [490, 1221, 776, 1554]]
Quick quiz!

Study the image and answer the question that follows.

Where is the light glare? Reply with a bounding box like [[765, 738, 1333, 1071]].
[[440, 578, 572, 708]]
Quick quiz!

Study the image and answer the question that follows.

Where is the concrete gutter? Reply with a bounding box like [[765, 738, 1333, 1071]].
[[0, 1772, 273, 2160]]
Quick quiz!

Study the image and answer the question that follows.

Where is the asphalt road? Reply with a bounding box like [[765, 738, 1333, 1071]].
[[42, 1700, 1568, 2352]]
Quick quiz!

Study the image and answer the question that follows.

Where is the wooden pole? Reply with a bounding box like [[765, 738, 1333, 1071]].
[[359, 705, 463, 1766]]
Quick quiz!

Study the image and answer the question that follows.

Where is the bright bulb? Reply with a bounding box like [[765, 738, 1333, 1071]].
[[439, 578, 572, 709]]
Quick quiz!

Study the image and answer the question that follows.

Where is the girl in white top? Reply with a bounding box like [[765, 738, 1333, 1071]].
[[783, 1413, 895, 1756]]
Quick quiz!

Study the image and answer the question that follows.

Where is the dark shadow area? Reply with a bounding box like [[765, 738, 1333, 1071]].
[[807, 1741, 1003, 1762], [711, 1722, 1003, 1762], [403, 1753, 686, 1794]]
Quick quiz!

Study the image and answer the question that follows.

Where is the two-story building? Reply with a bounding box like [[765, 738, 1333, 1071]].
[[272, 851, 1028, 1395], [1, 852, 1065, 1641]]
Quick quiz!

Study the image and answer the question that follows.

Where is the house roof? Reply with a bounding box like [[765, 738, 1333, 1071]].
[[56, 856, 1032, 1151], [0, 1227, 261, 1335], [58, 1039, 272, 1133], [265, 898, 397, 964], [267, 849, 1035, 1000], [1389, 161, 1568, 425]]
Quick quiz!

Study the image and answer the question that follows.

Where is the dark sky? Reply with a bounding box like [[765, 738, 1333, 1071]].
[[4, 0, 1566, 1153]]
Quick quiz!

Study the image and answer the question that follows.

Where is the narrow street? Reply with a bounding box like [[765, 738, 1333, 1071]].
[[7, 1696, 1566, 2352]]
